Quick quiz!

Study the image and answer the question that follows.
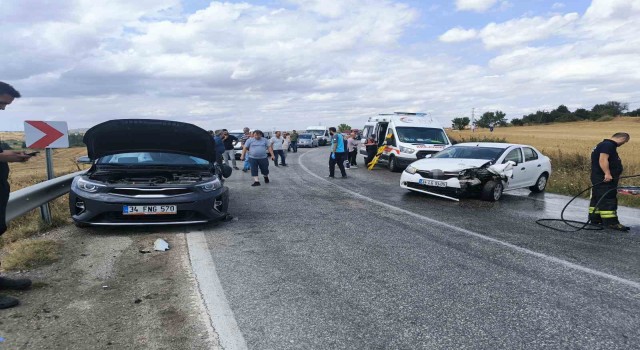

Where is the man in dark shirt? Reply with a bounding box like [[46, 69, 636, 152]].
[[589, 132, 630, 231], [289, 130, 299, 153], [221, 129, 239, 170], [0, 82, 34, 309]]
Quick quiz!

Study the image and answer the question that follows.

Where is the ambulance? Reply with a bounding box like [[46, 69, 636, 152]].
[[359, 112, 452, 172]]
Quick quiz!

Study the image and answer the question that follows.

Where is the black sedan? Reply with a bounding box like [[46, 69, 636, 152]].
[[69, 119, 230, 227]]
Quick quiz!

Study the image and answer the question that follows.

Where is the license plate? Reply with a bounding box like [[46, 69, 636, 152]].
[[418, 179, 447, 187], [123, 205, 177, 215]]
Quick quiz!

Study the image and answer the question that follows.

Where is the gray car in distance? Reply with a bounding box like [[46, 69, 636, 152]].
[[297, 133, 319, 148]]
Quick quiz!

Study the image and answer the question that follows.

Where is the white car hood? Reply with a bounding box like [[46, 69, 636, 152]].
[[411, 158, 491, 172]]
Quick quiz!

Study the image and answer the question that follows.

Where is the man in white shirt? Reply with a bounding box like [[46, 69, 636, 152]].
[[270, 131, 287, 167]]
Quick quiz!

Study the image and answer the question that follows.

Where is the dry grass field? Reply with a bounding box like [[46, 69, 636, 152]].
[[449, 117, 640, 206], [1, 132, 89, 268]]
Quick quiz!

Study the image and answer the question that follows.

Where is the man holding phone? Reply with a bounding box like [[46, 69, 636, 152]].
[[0, 82, 34, 309]]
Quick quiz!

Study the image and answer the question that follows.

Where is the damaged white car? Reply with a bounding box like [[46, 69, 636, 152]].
[[400, 142, 552, 201]]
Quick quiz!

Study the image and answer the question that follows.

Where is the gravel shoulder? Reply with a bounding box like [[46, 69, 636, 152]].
[[0, 225, 220, 349]]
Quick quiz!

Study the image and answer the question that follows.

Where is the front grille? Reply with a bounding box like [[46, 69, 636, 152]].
[[110, 187, 193, 197], [416, 151, 438, 159], [416, 170, 457, 180], [98, 210, 207, 223]]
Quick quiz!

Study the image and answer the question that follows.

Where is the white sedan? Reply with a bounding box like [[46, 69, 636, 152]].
[[400, 142, 552, 201]]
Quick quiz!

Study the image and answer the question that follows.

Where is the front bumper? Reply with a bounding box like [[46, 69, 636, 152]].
[[400, 172, 464, 201], [70, 186, 230, 226]]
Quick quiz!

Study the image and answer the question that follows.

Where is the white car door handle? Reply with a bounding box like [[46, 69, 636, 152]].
[[521, 167, 526, 170], [537, 164, 541, 167]]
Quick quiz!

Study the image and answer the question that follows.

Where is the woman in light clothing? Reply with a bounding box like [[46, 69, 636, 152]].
[[283, 133, 291, 153], [240, 130, 275, 186]]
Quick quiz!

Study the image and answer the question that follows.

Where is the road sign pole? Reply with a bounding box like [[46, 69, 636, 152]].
[[39, 148, 55, 224]]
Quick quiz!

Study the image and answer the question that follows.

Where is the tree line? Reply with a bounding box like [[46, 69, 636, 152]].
[[451, 101, 639, 130]]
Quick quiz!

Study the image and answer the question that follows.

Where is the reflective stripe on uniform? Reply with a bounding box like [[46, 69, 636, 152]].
[[588, 207, 601, 214], [599, 210, 617, 219]]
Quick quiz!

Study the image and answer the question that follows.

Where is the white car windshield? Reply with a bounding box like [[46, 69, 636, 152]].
[[396, 127, 447, 144], [299, 134, 313, 139], [307, 130, 325, 137], [432, 146, 505, 161], [98, 152, 209, 166]]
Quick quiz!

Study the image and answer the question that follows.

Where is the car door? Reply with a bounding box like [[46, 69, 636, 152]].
[[522, 146, 543, 186], [502, 147, 525, 188]]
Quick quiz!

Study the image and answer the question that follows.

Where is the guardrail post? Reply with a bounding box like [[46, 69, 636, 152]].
[[39, 148, 54, 224]]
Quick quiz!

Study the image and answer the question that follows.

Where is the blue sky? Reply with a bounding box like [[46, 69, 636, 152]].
[[1, 0, 638, 131]]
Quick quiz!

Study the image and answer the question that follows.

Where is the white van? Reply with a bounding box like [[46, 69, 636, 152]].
[[305, 126, 330, 146], [359, 112, 451, 171]]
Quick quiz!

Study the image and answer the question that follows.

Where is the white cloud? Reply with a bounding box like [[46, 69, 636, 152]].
[[1, 0, 640, 131], [552, 2, 565, 10], [480, 13, 579, 48], [439, 27, 478, 43], [455, 0, 498, 12]]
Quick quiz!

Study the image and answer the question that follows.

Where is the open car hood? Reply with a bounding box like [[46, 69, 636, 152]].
[[84, 119, 215, 162], [411, 158, 491, 172]]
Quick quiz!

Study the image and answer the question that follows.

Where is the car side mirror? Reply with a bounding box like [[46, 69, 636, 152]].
[[506, 160, 517, 166], [77, 156, 92, 164], [221, 164, 233, 178], [425, 154, 432, 159]]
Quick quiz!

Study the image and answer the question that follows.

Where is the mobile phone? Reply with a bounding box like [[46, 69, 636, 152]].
[[27, 151, 40, 156]]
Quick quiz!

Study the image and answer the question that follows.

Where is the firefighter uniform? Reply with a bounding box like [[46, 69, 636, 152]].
[[589, 139, 623, 225]]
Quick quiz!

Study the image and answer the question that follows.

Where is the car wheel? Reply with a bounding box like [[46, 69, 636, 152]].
[[388, 155, 400, 172], [529, 173, 548, 193], [481, 180, 503, 201]]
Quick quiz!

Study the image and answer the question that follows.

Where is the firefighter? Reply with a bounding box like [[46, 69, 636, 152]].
[[589, 132, 630, 231]]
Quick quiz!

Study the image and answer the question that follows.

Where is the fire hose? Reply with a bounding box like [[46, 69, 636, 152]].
[[535, 174, 640, 232]]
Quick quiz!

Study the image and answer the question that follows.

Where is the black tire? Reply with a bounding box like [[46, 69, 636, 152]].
[[388, 155, 400, 172], [529, 173, 548, 193], [481, 180, 504, 201]]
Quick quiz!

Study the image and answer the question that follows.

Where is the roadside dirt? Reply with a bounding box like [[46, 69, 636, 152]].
[[0, 225, 220, 349]]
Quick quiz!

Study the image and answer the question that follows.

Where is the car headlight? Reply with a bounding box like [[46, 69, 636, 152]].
[[197, 178, 222, 192], [76, 177, 105, 193], [399, 146, 416, 154], [405, 166, 417, 174]]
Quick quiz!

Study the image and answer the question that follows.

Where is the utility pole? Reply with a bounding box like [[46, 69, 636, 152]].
[[471, 108, 475, 132]]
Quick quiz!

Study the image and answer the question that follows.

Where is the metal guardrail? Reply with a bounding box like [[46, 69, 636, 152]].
[[6, 171, 85, 222]]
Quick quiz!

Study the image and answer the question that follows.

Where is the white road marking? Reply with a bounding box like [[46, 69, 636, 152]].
[[298, 151, 640, 290], [186, 231, 248, 350]]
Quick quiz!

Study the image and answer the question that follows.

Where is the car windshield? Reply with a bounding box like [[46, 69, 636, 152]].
[[299, 134, 312, 139], [432, 146, 505, 161], [395, 127, 448, 144], [307, 130, 325, 137], [229, 133, 243, 139], [98, 152, 210, 166]]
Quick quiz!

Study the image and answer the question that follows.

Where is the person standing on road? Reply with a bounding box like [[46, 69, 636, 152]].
[[290, 130, 299, 153], [364, 136, 377, 167], [588, 132, 631, 231], [347, 132, 360, 168], [270, 131, 287, 167], [0, 82, 34, 309], [221, 129, 239, 170], [210, 130, 225, 165], [240, 130, 275, 186], [283, 132, 291, 153], [328, 127, 347, 178], [240, 127, 252, 172]]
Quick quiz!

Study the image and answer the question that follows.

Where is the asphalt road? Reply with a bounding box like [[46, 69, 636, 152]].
[[190, 148, 640, 349]]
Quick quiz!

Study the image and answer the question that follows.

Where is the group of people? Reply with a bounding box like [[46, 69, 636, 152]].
[[214, 127, 299, 187]]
